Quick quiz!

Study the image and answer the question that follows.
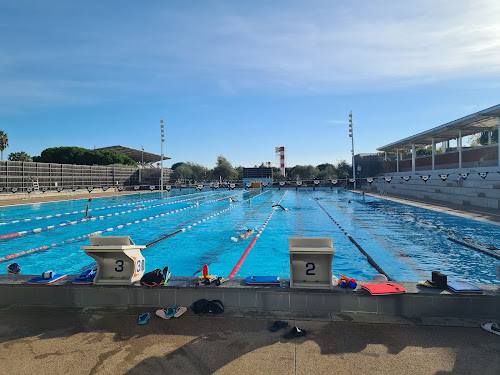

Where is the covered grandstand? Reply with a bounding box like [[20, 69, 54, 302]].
[[377, 104, 500, 172]]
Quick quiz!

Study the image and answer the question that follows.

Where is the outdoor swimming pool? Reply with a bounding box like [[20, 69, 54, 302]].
[[1, 189, 499, 284]]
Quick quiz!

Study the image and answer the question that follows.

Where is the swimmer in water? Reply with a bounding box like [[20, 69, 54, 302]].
[[231, 229, 254, 242], [272, 204, 289, 211], [229, 197, 238, 203], [135, 205, 145, 209], [85, 198, 92, 219]]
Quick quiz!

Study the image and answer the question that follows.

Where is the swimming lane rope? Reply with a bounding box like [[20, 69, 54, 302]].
[[0, 190, 208, 226], [228, 191, 288, 278], [307, 190, 393, 281], [0, 191, 223, 240], [146, 190, 271, 248], [358, 201, 500, 260], [0, 192, 238, 263], [367, 201, 499, 252]]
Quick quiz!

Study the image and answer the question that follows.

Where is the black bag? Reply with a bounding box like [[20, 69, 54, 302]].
[[140, 269, 165, 287], [192, 299, 224, 314]]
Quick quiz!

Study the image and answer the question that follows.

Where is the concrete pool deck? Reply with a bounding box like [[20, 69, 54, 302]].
[[0, 304, 499, 375]]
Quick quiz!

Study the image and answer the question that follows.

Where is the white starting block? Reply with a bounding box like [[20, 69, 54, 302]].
[[289, 237, 335, 289], [81, 236, 146, 285]]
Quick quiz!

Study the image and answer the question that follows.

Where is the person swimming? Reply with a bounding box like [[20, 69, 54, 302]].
[[229, 197, 238, 203], [272, 204, 288, 211], [231, 228, 254, 242], [85, 198, 92, 219]]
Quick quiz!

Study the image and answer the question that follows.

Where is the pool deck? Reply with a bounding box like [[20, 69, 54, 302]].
[[1, 304, 499, 375], [1, 188, 499, 374]]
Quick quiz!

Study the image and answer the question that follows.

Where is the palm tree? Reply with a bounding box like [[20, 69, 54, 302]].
[[0, 131, 8, 161]]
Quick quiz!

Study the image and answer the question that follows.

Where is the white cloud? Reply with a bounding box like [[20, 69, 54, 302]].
[[2, 0, 500, 106]]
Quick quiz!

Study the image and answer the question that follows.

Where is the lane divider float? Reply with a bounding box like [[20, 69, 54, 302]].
[[0, 190, 209, 227], [147, 190, 271, 248], [358, 200, 500, 260], [307, 190, 393, 281], [228, 191, 288, 278], [0, 191, 225, 240], [0, 192, 240, 263]]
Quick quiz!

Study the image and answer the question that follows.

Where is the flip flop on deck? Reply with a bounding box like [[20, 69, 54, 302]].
[[138, 313, 151, 324], [156, 307, 177, 319], [283, 327, 307, 339], [72, 268, 96, 285], [481, 322, 500, 336], [174, 306, 188, 318]]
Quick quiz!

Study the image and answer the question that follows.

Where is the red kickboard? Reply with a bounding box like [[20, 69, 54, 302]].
[[361, 283, 406, 295]]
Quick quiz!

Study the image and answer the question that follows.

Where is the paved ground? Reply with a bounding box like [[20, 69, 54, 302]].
[[0, 306, 498, 375]]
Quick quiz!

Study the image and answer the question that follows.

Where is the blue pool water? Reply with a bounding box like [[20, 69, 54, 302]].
[[0, 189, 499, 284]]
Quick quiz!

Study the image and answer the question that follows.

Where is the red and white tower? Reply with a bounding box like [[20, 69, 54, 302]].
[[275, 147, 286, 177]]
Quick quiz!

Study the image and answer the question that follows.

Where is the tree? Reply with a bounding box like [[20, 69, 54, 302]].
[[272, 167, 284, 180], [317, 165, 337, 179], [171, 162, 185, 170], [8, 151, 32, 162], [288, 165, 319, 180], [187, 163, 208, 181], [173, 164, 193, 181], [0, 131, 9, 161], [479, 129, 498, 145], [336, 160, 352, 178], [212, 155, 236, 181], [33, 147, 136, 166]]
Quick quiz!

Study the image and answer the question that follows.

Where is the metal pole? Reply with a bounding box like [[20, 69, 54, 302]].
[[349, 110, 356, 189], [160, 118, 164, 192]]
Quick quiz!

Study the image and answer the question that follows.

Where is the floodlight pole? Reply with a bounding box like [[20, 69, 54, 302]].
[[349, 110, 356, 189], [139, 145, 144, 183], [160, 118, 164, 192]]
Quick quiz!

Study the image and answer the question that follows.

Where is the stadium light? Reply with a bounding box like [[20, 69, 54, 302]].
[[348, 111, 356, 189]]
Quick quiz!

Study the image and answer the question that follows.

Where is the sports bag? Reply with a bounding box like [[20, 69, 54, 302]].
[[140, 269, 165, 287], [192, 299, 224, 314]]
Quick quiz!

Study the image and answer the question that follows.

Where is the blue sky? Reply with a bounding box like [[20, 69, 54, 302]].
[[1, 0, 499, 168]]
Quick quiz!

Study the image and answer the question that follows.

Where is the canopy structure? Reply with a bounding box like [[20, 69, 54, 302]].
[[97, 145, 170, 164], [377, 104, 500, 172], [378, 104, 500, 152]]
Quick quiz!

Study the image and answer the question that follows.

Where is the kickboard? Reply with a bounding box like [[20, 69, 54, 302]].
[[361, 283, 407, 295], [245, 276, 280, 285], [447, 281, 483, 294], [28, 274, 67, 285]]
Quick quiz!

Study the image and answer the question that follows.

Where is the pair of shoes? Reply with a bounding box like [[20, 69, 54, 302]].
[[156, 306, 177, 319], [138, 313, 151, 324], [283, 327, 307, 339], [156, 306, 188, 319], [481, 322, 500, 336], [269, 320, 288, 332]]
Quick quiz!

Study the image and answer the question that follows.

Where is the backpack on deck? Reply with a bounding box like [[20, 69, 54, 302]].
[[140, 269, 165, 287], [192, 299, 224, 314]]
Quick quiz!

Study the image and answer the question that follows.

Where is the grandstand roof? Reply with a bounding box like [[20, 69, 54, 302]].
[[97, 145, 170, 164], [378, 104, 500, 152]]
